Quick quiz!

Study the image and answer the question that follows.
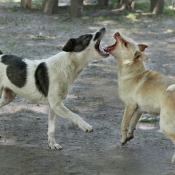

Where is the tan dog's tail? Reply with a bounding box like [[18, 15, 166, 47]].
[[166, 84, 175, 91]]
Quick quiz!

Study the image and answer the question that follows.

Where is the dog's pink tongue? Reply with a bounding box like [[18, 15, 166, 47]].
[[104, 43, 116, 52]]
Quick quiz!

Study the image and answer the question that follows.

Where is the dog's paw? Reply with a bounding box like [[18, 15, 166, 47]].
[[49, 143, 62, 150], [48, 138, 62, 150], [126, 134, 134, 142], [78, 120, 93, 132], [121, 141, 127, 146], [120, 137, 128, 146]]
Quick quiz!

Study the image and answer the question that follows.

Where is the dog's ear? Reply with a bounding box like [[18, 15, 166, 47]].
[[62, 38, 76, 52], [138, 44, 148, 52], [134, 51, 148, 62]]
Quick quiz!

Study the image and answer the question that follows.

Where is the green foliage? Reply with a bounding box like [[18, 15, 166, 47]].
[[32, 0, 42, 8], [164, 5, 175, 16], [134, 1, 150, 12]]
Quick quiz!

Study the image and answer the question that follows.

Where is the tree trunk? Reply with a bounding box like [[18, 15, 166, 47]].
[[70, 0, 83, 17], [150, 0, 164, 14], [172, 0, 175, 8], [98, 0, 109, 6], [21, 0, 31, 8], [42, 0, 59, 15], [118, 0, 135, 11]]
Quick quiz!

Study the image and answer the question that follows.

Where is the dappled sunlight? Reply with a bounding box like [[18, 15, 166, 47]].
[[0, 0, 20, 2], [0, 136, 17, 146], [163, 63, 175, 67], [126, 13, 137, 22], [167, 5, 175, 10], [137, 122, 156, 130], [97, 19, 116, 26], [0, 101, 48, 114]]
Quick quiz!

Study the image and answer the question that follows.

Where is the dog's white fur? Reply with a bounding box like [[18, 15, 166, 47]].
[[105, 32, 175, 162], [0, 28, 108, 149], [166, 84, 175, 91]]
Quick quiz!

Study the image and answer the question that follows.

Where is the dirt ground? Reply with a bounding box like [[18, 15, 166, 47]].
[[0, 1, 175, 175]]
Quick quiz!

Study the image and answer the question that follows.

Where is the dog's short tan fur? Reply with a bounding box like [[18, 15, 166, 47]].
[[105, 32, 175, 163]]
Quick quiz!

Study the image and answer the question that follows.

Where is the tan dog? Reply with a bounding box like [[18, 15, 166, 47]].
[[105, 32, 175, 163]]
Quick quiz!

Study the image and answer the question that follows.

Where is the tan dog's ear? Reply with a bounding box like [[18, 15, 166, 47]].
[[138, 44, 148, 52], [134, 51, 148, 61]]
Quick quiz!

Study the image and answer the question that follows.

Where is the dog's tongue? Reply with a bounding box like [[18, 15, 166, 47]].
[[104, 42, 117, 53], [104, 46, 113, 53]]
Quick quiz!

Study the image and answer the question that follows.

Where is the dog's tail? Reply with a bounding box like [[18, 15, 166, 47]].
[[166, 84, 175, 91]]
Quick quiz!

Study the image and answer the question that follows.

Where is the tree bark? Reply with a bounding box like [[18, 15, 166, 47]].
[[70, 0, 83, 17], [172, 0, 175, 8], [42, 0, 59, 15], [150, 0, 164, 14], [118, 0, 135, 11], [21, 0, 31, 8]]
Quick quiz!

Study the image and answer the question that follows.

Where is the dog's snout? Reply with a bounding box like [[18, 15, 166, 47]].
[[100, 27, 106, 32], [114, 32, 120, 37]]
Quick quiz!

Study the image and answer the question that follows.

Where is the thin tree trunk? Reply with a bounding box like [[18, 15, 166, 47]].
[[150, 0, 164, 14], [42, 0, 59, 15], [70, 0, 83, 17], [172, 0, 175, 8], [118, 0, 134, 11], [21, 0, 31, 8]]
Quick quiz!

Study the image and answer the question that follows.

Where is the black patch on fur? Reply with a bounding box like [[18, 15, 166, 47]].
[[62, 34, 93, 52], [1, 55, 27, 88], [93, 28, 105, 41], [35, 62, 49, 97], [93, 32, 101, 41]]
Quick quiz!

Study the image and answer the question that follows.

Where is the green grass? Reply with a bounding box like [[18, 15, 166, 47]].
[[164, 5, 175, 16], [134, 0, 175, 16], [135, 1, 150, 12]]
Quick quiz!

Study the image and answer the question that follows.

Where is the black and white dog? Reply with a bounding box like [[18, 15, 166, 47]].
[[0, 28, 109, 149]]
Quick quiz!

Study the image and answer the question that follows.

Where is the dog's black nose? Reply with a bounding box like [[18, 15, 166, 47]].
[[100, 27, 106, 32], [115, 32, 120, 36]]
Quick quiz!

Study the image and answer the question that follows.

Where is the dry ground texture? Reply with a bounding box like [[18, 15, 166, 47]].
[[0, 0, 175, 174]]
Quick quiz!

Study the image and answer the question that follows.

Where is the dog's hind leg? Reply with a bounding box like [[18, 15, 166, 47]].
[[0, 87, 16, 107], [127, 111, 142, 141], [159, 109, 175, 163], [48, 107, 62, 150]]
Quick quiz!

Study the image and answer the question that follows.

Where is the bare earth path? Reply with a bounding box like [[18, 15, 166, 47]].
[[0, 2, 175, 175]]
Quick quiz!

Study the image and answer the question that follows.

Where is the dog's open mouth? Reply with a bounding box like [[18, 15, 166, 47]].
[[94, 29, 109, 58], [104, 32, 120, 53], [104, 42, 117, 53], [95, 39, 109, 58]]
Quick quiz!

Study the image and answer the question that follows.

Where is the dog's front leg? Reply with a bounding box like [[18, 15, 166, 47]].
[[121, 104, 137, 145], [48, 107, 62, 150], [50, 102, 93, 132], [127, 111, 142, 141]]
